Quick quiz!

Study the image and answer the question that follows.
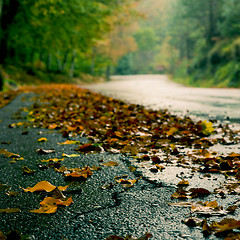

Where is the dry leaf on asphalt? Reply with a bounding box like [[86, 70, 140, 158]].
[[20, 180, 68, 192]]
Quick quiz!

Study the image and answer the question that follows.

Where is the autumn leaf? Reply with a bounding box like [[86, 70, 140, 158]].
[[36, 148, 55, 154], [201, 120, 215, 136], [105, 232, 152, 240], [210, 218, 240, 233], [22, 166, 36, 175], [21, 181, 68, 192], [64, 166, 93, 179], [0, 183, 10, 191], [177, 179, 189, 186], [0, 149, 20, 158], [0, 208, 21, 213], [58, 140, 81, 145], [191, 200, 227, 216], [62, 153, 80, 158], [101, 161, 119, 167], [115, 178, 137, 188], [75, 143, 100, 153], [38, 137, 48, 142], [167, 127, 178, 136], [41, 158, 64, 162]]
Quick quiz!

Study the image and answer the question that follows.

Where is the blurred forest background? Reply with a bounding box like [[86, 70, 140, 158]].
[[1, 0, 240, 90]]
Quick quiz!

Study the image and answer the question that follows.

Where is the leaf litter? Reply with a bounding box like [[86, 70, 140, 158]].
[[1, 84, 240, 237]]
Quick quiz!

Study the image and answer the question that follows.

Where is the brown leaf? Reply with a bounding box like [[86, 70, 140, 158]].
[[177, 179, 189, 186], [101, 161, 119, 167], [210, 218, 240, 233], [64, 166, 93, 179], [106, 232, 152, 240], [75, 143, 100, 153]]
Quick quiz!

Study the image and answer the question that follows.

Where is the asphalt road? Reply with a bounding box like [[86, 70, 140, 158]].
[[83, 74, 240, 123], [0, 89, 239, 240]]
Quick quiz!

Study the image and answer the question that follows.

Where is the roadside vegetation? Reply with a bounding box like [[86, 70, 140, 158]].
[[1, 0, 240, 90]]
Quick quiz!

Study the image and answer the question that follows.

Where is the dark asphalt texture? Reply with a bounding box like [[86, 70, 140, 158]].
[[0, 93, 238, 240]]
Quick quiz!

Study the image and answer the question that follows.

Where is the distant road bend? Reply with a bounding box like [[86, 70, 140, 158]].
[[82, 74, 240, 124]]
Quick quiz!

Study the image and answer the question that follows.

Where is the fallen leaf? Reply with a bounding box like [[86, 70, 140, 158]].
[[201, 120, 215, 136], [177, 179, 189, 186], [21, 181, 68, 192], [62, 153, 80, 158], [115, 179, 137, 188], [210, 218, 240, 233], [22, 166, 36, 175], [36, 148, 55, 154], [41, 158, 64, 162], [6, 191, 19, 197], [182, 217, 203, 227], [0, 149, 20, 158], [75, 143, 100, 153], [105, 232, 152, 240], [38, 137, 48, 142], [191, 200, 227, 216], [0, 208, 21, 213], [58, 140, 80, 145], [155, 164, 165, 171], [0, 183, 10, 191], [30, 196, 73, 214], [64, 166, 93, 179], [101, 161, 119, 167], [225, 233, 240, 240]]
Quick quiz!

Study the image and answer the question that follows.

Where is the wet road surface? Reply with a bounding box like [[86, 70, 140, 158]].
[[83, 74, 240, 123]]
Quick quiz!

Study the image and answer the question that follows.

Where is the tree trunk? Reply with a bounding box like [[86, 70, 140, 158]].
[[69, 50, 76, 78], [0, 68, 3, 91], [0, 0, 20, 64], [57, 51, 63, 72], [106, 65, 111, 81], [91, 55, 95, 76], [62, 50, 69, 72], [47, 53, 52, 72], [0, 0, 3, 18]]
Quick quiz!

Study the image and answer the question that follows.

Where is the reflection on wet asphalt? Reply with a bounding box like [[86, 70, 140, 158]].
[[82, 74, 240, 123]]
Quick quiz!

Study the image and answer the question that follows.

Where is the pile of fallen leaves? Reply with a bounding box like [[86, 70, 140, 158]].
[[1, 84, 240, 239], [13, 84, 240, 177], [0, 89, 22, 109]]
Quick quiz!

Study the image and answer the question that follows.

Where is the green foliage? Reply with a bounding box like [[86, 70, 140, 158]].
[[0, 0, 138, 81]]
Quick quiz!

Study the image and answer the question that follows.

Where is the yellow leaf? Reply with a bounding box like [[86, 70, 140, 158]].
[[201, 120, 214, 136], [38, 137, 47, 142], [167, 127, 178, 136], [62, 153, 80, 158], [21, 181, 68, 192], [0, 208, 21, 213], [0, 149, 20, 158], [30, 196, 73, 214], [115, 178, 137, 187], [41, 158, 64, 162], [58, 140, 80, 145]]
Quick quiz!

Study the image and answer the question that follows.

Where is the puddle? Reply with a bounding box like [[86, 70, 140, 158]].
[[130, 159, 226, 192]]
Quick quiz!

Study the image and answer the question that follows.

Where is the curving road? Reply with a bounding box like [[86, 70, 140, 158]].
[[82, 74, 240, 123]]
